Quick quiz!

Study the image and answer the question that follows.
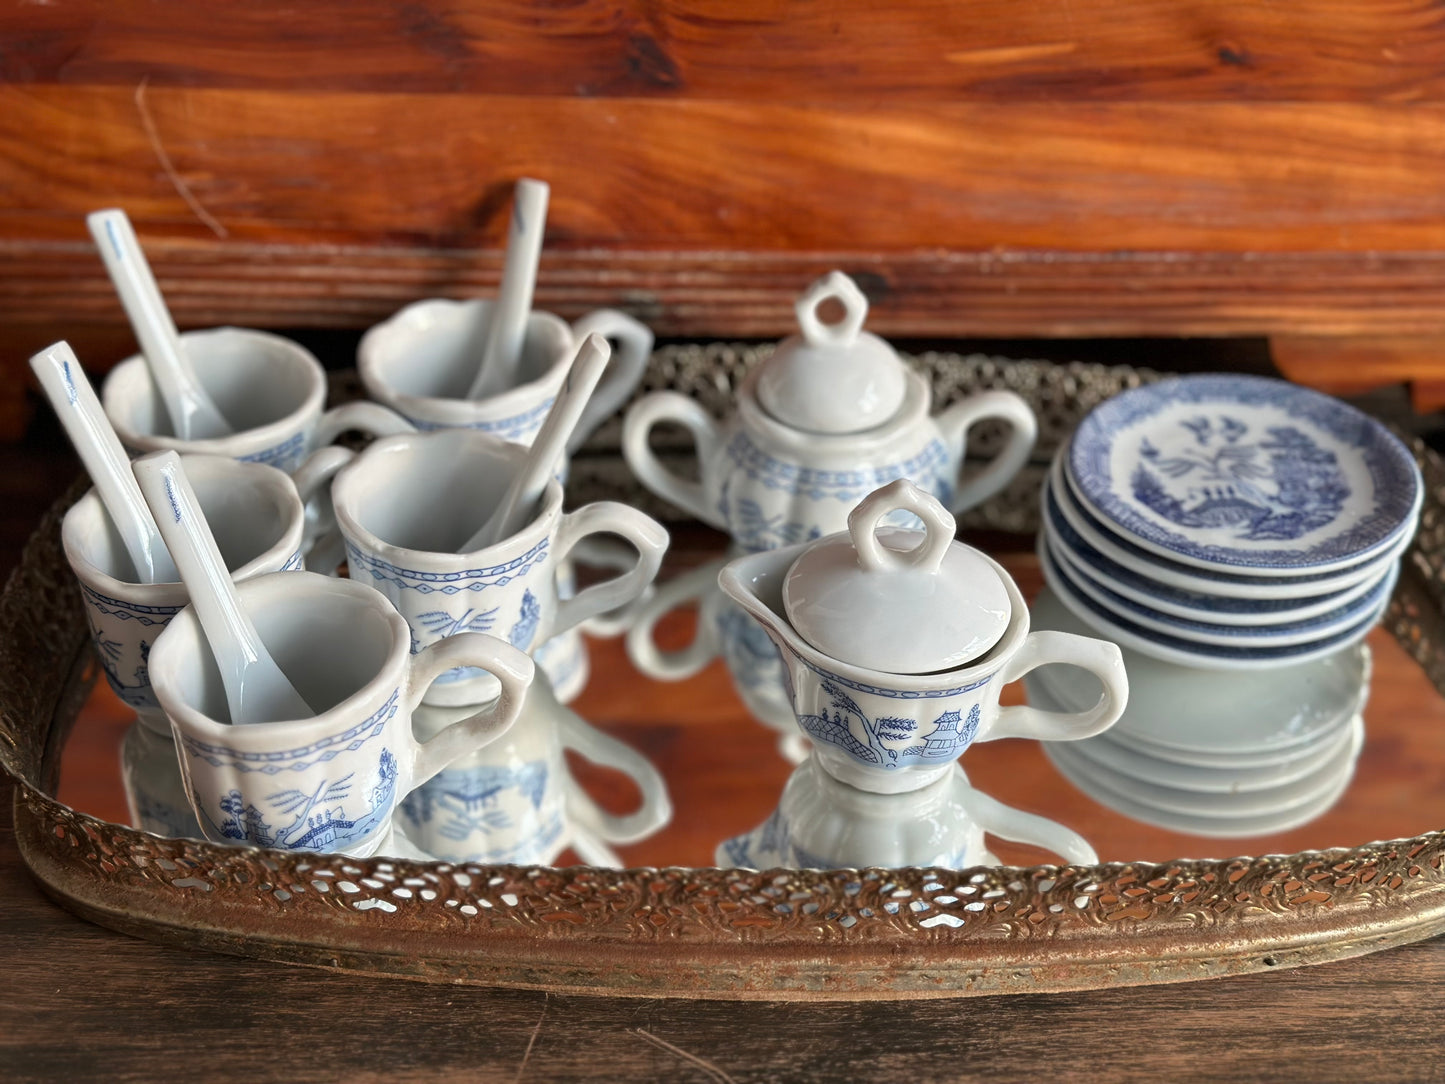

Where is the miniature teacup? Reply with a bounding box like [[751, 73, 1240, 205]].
[[358, 299, 652, 451], [721, 531, 1128, 794], [323, 428, 668, 706], [104, 327, 415, 473], [150, 571, 534, 857], [62, 454, 306, 731], [625, 555, 801, 757], [397, 672, 670, 864], [718, 758, 1097, 870]]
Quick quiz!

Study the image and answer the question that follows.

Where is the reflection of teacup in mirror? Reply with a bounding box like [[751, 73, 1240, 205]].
[[62, 454, 307, 730], [121, 719, 203, 839], [104, 327, 414, 473], [397, 672, 671, 865], [149, 571, 534, 856], [719, 758, 1097, 870], [625, 556, 802, 759], [328, 429, 668, 707], [358, 299, 652, 448]]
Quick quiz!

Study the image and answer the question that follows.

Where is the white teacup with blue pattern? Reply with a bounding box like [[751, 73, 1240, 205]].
[[328, 429, 668, 707], [62, 454, 306, 733], [150, 571, 535, 857], [104, 327, 415, 474], [357, 299, 652, 447]]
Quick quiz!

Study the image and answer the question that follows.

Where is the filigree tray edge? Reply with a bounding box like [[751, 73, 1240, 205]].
[[7, 351, 1445, 1000]]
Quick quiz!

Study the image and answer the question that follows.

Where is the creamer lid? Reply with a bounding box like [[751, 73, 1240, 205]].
[[781, 479, 1011, 673]]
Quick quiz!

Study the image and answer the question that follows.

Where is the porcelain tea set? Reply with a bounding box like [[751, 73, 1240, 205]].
[[39, 187, 1419, 871]]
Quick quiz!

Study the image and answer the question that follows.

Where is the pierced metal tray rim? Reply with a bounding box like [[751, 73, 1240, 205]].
[[8, 349, 1445, 1001]]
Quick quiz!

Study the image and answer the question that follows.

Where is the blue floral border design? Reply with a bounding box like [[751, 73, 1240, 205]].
[[345, 537, 548, 593], [239, 431, 307, 470], [1068, 375, 1420, 570], [721, 433, 950, 503], [411, 396, 555, 443], [180, 690, 398, 773], [78, 583, 184, 626], [799, 657, 993, 700]]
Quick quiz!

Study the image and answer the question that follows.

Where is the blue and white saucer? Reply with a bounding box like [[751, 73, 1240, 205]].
[[1043, 471, 1395, 621], [1067, 374, 1422, 575], [1046, 453, 1408, 601], [1038, 536, 1392, 670], [1042, 531, 1398, 648]]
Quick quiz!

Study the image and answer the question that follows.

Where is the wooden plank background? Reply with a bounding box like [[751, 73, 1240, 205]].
[[6, 1, 1445, 436]]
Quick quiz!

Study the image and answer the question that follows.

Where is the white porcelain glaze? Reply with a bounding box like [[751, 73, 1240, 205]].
[[717, 758, 1097, 870], [150, 571, 534, 857], [62, 455, 307, 732], [104, 327, 415, 473], [358, 297, 652, 449], [782, 480, 1011, 673], [397, 672, 670, 865], [325, 429, 667, 706], [720, 534, 1128, 794], [623, 275, 1036, 553]]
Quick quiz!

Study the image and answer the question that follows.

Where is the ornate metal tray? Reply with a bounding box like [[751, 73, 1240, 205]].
[[6, 348, 1445, 1001]]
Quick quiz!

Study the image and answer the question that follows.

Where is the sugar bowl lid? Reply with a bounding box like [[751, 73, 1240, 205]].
[[755, 271, 910, 435], [781, 479, 1012, 674]]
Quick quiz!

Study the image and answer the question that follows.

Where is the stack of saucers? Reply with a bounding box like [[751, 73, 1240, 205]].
[[1031, 373, 1422, 834], [1040, 373, 1421, 671]]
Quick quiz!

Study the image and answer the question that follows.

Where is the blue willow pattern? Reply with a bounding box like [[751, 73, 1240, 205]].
[[1133, 414, 1349, 542], [797, 681, 985, 769]]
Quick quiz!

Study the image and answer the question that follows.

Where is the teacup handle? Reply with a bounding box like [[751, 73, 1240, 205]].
[[405, 633, 535, 787], [291, 445, 355, 576], [312, 400, 417, 449], [624, 561, 724, 681], [961, 778, 1099, 865], [556, 709, 672, 845], [549, 502, 670, 639], [934, 390, 1038, 515], [621, 392, 728, 529], [567, 309, 654, 454], [981, 630, 1127, 743]]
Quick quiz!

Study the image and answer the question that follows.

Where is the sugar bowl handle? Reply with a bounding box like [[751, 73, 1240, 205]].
[[849, 479, 955, 575], [795, 271, 868, 348], [622, 392, 727, 529]]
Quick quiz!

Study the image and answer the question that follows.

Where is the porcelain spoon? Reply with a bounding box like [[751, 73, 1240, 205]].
[[133, 451, 313, 725], [465, 178, 550, 400], [462, 333, 610, 550], [29, 341, 179, 584], [87, 208, 233, 440]]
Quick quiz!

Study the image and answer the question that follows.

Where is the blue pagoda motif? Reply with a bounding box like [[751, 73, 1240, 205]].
[[508, 589, 541, 651]]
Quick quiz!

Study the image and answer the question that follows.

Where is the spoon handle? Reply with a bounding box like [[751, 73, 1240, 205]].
[[465, 178, 550, 400], [87, 209, 232, 440], [133, 451, 313, 725], [29, 341, 178, 584], [462, 333, 611, 551]]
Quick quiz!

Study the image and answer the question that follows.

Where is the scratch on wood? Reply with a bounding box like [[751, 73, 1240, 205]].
[[514, 993, 547, 1083], [133, 77, 228, 238], [632, 1028, 737, 1084]]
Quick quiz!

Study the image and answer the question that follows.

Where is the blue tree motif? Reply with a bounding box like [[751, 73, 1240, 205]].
[[218, 789, 274, 845], [731, 498, 822, 551], [508, 589, 541, 651], [417, 607, 499, 639]]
